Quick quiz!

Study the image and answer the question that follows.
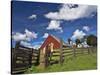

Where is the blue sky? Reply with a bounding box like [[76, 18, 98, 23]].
[[12, 1, 97, 49]]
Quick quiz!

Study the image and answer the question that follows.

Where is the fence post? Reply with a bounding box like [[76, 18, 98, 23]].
[[13, 42, 20, 66], [39, 49, 45, 68], [88, 47, 90, 54], [81, 48, 84, 54], [44, 45, 49, 68], [59, 39, 63, 65], [12, 43, 18, 73], [29, 48, 33, 68], [37, 49, 40, 65], [73, 48, 76, 57], [12, 41, 21, 73]]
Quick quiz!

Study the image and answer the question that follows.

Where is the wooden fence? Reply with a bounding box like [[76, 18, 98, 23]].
[[12, 41, 97, 73], [43, 42, 97, 67], [62, 47, 96, 61], [11, 44, 40, 74], [47, 47, 97, 66]]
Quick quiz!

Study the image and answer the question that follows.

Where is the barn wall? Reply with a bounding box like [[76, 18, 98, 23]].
[[40, 35, 61, 50]]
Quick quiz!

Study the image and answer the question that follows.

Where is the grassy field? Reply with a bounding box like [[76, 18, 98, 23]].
[[25, 52, 97, 73]]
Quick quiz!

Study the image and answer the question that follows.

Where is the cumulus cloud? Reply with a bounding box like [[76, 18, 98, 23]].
[[25, 29, 37, 38], [45, 4, 97, 20], [28, 14, 37, 19], [20, 41, 43, 49], [12, 32, 27, 41], [47, 20, 63, 32], [83, 26, 90, 31], [43, 33, 49, 38], [33, 44, 41, 49], [71, 29, 86, 40], [20, 41, 33, 48], [12, 29, 38, 41]]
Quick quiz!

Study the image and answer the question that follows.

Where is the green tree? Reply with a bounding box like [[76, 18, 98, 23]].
[[75, 39, 81, 46], [86, 35, 97, 46], [68, 38, 71, 45], [81, 36, 87, 43]]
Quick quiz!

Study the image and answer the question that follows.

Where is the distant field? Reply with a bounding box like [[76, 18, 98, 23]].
[[25, 52, 97, 73]]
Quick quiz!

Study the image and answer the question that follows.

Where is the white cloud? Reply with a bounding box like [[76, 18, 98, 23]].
[[33, 44, 41, 49], [83, 26, 90, 31], [47, 20, 63, 32], [25, 29, 37, 38], [12, 29, 38, 41], [43, 33, 49, 38], [20, 41, 33, 48], [71, 29, 86, 40], [28, 14, 37, 19], [12, 32, 27, 41], [45, 4, 97, 20], [15, 38, 42, 49]]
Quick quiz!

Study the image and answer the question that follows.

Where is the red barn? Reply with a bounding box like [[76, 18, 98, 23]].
[[40, 35, 66, 50], [39, 35, 67, 67]]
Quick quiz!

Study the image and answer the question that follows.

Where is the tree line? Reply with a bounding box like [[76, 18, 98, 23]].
[[68, 34, 97, 47]]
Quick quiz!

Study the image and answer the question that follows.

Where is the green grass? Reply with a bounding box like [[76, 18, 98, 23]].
[[25, 53, 97, 73]]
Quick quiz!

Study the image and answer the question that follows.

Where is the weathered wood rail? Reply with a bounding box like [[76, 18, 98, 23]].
[[11, 43, 40, 74], [42, 42, 97, 68], [12, 41, 97, 73]]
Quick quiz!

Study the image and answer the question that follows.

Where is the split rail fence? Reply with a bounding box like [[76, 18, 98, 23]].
[[11, 43, 40, 74], [11, 41, 97, 73], [43, 41, 97, 67]]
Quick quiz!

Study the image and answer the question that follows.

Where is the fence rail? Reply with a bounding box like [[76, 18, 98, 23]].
[[12, 42, 97, 73], [11, 44, 40, 74], [61, 47, 97, 62], [46, 47, 97, 67]]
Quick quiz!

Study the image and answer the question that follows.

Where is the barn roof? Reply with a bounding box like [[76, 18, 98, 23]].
[[40, 34, 67, 49], [50, 34, 60, 43], [51, 35, 67, 46]]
